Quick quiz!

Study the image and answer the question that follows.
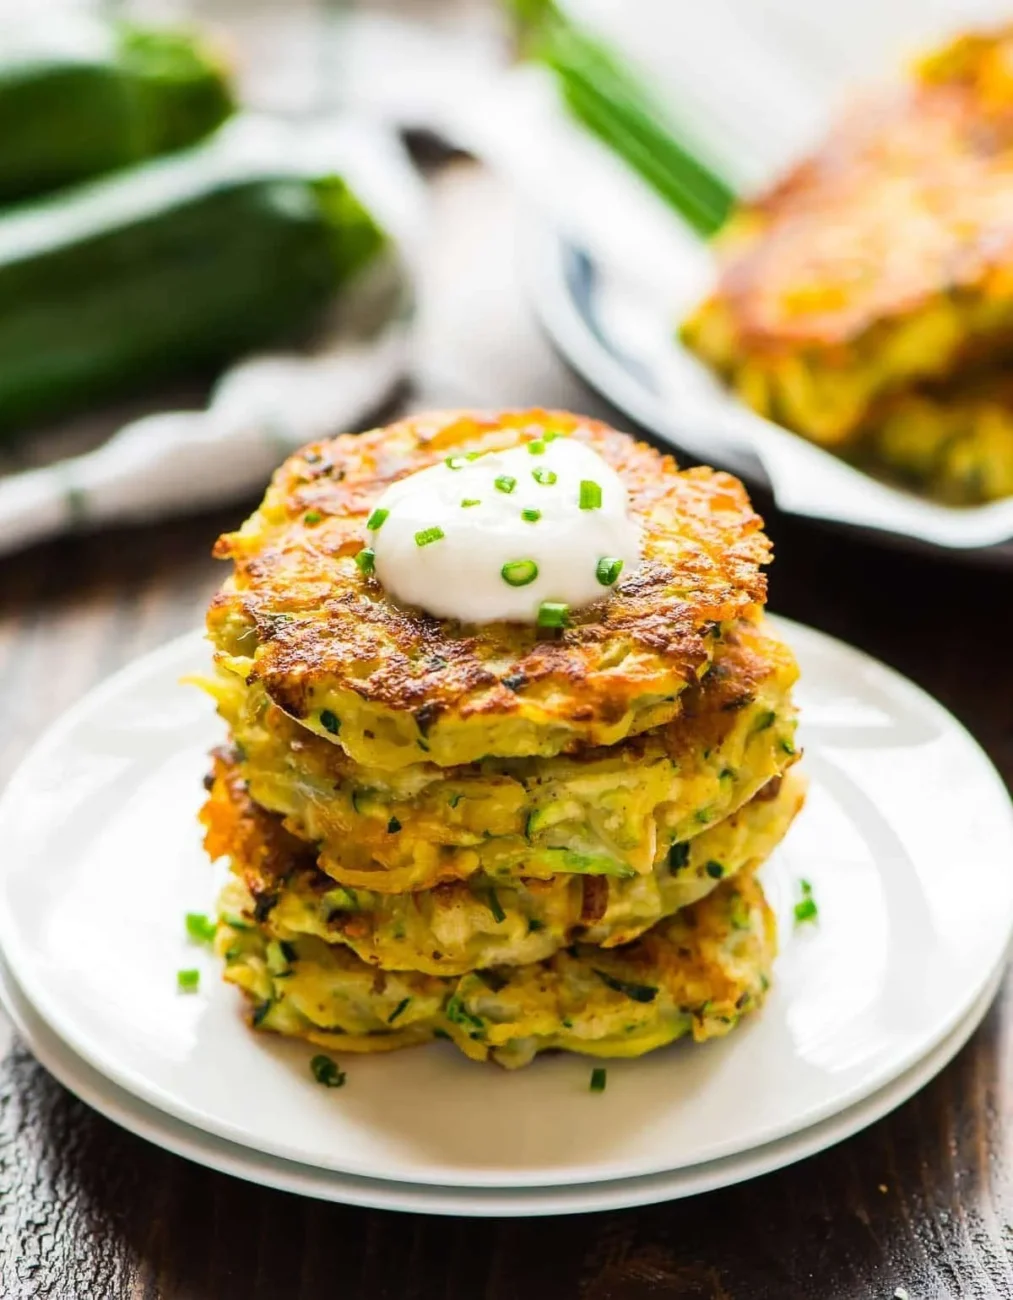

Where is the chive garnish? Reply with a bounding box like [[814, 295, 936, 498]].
[[502, 559, 539, 587], [705, 861, 724, 879], [488, 889, 506, 924], [366, 507, 389, 531], [185, 913, 216, 945], [387, 816, 401, 834], [579, 479, 602, 510], [445, 455, 468, 470], [593, 970, 658, 1002], [780, 738, 797, 755], [461, 498, 481, 508], [532, 466, 557, 486], [415, 526, 445, 547], [527, 439, 546, 455], [543, 429, 562, 442], [177, 968, 200, 993], [355, 547, 376, 575], [303, 510, 321, 525], [465, 451, 482, 461], [590, 1067, 607, 1093], [537, 601, 569, 629], [387, 997, 411, 1024], [495, 475, 517, 494], [595, 556, 623, 586], [667, 842, 690, 871], [794, 879, 818, 926], [310, 1054, 346, 1088], [319, 709, 340, 735], [521, 508, 541, 523]]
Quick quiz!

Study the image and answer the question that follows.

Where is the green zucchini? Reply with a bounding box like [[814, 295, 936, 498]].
[[0, 115, 386, 430], [0, 16, 234, 203]]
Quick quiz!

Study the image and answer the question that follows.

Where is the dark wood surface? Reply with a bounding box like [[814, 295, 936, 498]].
[[1, 161, 1013, 1299]]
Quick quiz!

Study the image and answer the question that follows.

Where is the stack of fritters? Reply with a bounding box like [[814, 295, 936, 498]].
[[682, 27, 1013, 503], [201, 410, 803, 1069]]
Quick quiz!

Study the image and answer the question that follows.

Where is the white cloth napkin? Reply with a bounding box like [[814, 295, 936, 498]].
[[0, 113, 426, 558]]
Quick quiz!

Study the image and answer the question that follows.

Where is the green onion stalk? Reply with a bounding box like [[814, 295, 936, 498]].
[[508, 0, 737, 238]]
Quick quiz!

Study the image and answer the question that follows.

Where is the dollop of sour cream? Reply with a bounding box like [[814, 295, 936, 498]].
[[365, 435, 641, 624]]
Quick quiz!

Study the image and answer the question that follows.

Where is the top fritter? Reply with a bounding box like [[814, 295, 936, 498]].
[[207, 410, 770, 769]]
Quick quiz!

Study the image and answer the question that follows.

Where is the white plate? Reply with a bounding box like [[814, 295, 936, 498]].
[[0, 620, 1011, 1191], [525, 224, 1013, 564], [0, 946, 1002, 1217]]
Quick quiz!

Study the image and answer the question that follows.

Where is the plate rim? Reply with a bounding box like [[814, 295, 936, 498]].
[[0, 620, 1011, 1188], [0, 945, 1003, 1217], [523, 219, 1013, 566]]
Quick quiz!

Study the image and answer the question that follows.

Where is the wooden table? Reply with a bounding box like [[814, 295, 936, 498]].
[[1, 160, 1012, 1299]]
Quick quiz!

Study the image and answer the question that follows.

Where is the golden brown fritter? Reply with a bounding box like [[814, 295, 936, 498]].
[[201, 616, 798, 892], [203, 744, 803, 975], [208, 410, 770, 769], [682, 26, 1013, 455], [215, 864, 777, 1068]]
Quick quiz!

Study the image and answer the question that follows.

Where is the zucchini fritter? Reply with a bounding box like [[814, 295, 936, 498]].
[[202, 617, 798, 891], [871, 376, 1013, 503], [215, 866, 776, 1069], [204, 746, 803, 975], [682, 26, 1013, 495], [208, 410, 770, 769]]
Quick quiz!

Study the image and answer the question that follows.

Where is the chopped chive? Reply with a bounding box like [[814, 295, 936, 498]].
[[753, 709, 777, 732], [366, 507, 389, 531], [527, 439, 546, 455], [355, 547, 376, 575], [705, 861, 724, 879], [502, 559, 539, 587], [543, 429, 562, 442], [667, 842, 690, 871], [780, 738, 797, 755], [537, 601, 569, 629], [185, 912, 216, 945], [251, 999, 273, 1026], [528, 918, 545, 933], [415, 526, 445, 547], [532, 466, 557, 486], [794, 896, 818, 925], [448, 792, 463, 808], [595, 556, 623, 586], [387, 815, 401, 834], [310, 1054, 346, 1087], [461, 498, 481, 508], [521, 508, 542, 523], [488, 889, 506, 924], [593, 970, 658, 1002], [177, 968, 200, 993], [590, 1066, 607, 1093], [495, 475, 517, 494], [579, 479, 602, 510], [445, 455, 468, 470], [319, 709, 340, 735], [387, 997, 411, 1024], [465, 451, 482, 461], [794, 879, 818, 925], [303, 510, 321, 525]]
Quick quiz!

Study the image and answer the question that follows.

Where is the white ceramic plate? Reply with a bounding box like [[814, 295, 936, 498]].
[[524, 223, 1013, 564], [0, 946, 1002, 1217], [0, 620, 1011, 1191]]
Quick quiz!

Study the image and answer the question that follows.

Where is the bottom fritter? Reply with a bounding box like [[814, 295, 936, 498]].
[[215, 868, 776, 1070]]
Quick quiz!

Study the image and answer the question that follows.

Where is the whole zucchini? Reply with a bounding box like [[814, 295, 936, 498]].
[[0, 15, 234, 203], [0, 116, 387, 430]]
